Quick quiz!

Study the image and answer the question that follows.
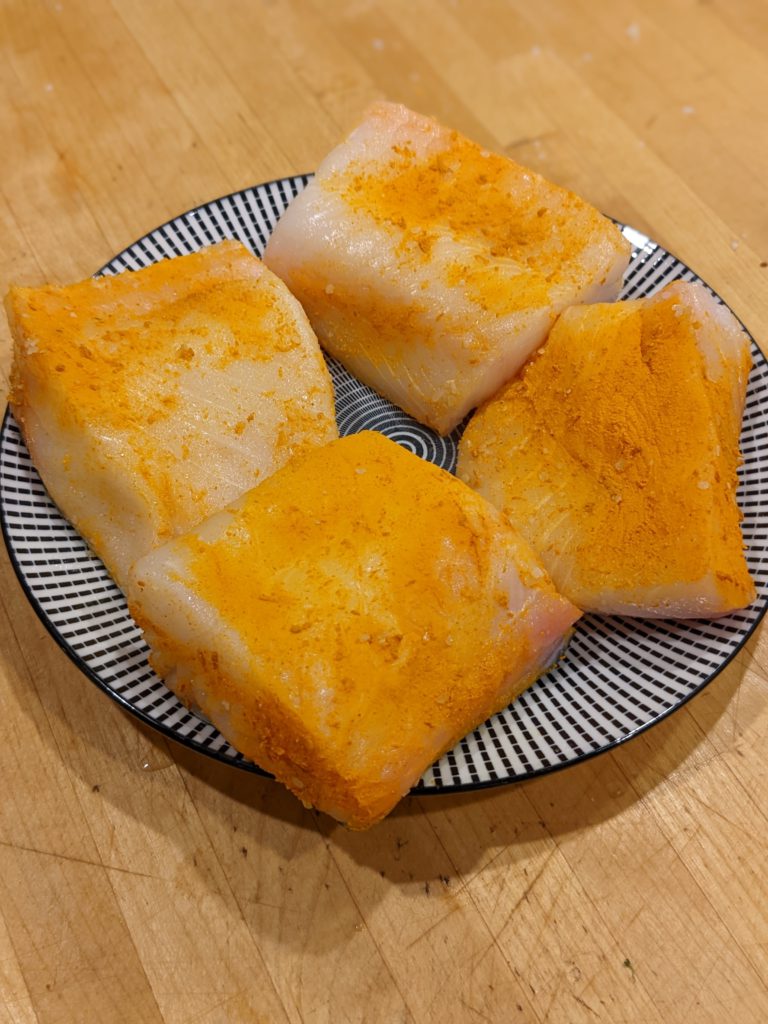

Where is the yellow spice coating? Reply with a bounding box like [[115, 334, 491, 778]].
[[326, 128, 609, 309], [264, 102, 630, 436], [458, 286, 755, 613], [262, 102, 630, 435], [6, 240, 337, 584], [307, 117, 620, 363], [9, 242, 308, 434], [130, 431, 580, 828]]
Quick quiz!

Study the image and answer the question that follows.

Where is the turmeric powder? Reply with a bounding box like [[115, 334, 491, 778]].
[[457, 280, 755, 617], [6, 240, 337, 589], [263, 101, 630, 435], [127, 431, 581, 828]]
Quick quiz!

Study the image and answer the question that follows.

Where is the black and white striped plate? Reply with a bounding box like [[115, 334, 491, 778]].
[[2, 176, 767, 792]]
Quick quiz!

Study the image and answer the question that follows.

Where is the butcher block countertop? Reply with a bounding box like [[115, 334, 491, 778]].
[[1, 2, 767, 1022]]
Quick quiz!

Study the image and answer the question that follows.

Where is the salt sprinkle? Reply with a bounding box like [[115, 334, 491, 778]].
[[371, 37, 385, 51], [626, 22, 641, 41], [681, 104, 696, 116]]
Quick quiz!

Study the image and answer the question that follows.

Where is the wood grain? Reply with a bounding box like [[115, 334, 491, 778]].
[[1, 1, 767, 1021]]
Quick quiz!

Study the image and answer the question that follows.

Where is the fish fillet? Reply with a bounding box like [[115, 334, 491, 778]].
[[127, 431, 581, 828], [6, 240, 337, 590], [458, 280, 755, 617], [263, 101, 631, 435]]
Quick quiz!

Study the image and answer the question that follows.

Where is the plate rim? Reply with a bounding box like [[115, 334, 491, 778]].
[[0, 421, 271, 776], [3, 174, 767, 795]]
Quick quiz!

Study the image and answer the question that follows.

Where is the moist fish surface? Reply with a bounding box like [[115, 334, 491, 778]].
[[6, 240, 337, 590], [263, 101, 631, 435], [457, 280, 756, 618], [127, 431, 582, 829]]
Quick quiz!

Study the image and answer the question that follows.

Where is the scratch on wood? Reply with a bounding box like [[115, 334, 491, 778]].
[[0, 838, 158, 880], [492, 845, 558, 941], [404, 904, 460, 950], [574, 992, 602, 1018], [686, 790, 758, 842], [459, 995, 494, 1021]]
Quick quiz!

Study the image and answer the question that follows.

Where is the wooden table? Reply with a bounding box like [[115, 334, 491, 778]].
[[2, 2, 767, 1021]]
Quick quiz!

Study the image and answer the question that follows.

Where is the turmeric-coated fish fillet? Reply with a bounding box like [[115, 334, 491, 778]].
[[457, 281, 755, 617], [6, 240, 337, 590], [127, 431, 581, 828], [263, 101, 631, 434]]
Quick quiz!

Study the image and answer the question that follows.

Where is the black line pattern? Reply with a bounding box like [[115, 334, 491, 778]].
[[2, 176, 767, 794]]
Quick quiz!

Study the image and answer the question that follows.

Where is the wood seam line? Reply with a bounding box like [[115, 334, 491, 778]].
[[309, 817, 422, 1022], [0, 902, 43, 1024], [1, 42, 113, 266], [172, 766, 295, 1024], [121, 0, 297, 178], [602, 744, 768, 1003]]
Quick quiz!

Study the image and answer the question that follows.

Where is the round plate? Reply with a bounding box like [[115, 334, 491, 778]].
[[2, 176, 767, 792]]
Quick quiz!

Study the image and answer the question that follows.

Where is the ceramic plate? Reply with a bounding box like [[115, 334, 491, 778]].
[[2, 176, 767, 792]]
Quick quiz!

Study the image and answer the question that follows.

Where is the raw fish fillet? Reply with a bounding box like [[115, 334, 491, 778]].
[[263, 101, 631, 435], [457, 281, 756, 617], [6, 241, 337, 590], [127, 431, 581, 828]]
